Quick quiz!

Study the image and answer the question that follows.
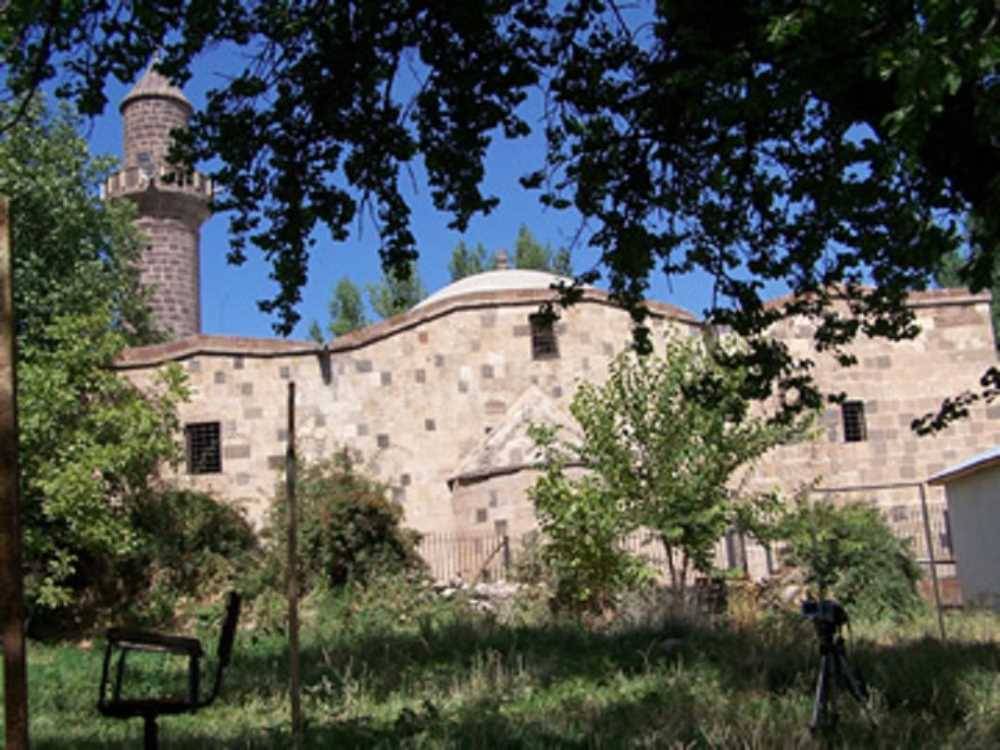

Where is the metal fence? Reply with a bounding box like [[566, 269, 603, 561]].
[[418, 532, 512, 584]]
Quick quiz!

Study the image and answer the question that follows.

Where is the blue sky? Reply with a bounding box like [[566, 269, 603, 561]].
[[83, 50, 749, 341]]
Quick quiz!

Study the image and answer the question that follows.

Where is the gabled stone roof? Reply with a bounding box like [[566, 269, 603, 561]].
[[449, 384, 583, 486]]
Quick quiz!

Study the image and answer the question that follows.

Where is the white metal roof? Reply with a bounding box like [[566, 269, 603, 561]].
[[927, 446, 1000, 485]]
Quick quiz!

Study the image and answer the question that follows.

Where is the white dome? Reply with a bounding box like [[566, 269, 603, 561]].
[[415, 269, 575, 310]]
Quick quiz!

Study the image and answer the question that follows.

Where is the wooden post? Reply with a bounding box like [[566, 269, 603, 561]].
[[0, 197, 30, 749], [286, 382, 302, 747], [918, 483, 947, 640]]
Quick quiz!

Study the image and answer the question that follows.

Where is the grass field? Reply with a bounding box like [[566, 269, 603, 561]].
[[10, 578, 1000, 748]]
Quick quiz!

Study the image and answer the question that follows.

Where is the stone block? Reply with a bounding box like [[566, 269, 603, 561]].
[[224, 444, 251, 460]]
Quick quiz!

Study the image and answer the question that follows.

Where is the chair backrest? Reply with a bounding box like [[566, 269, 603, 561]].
[[217, 592, 241, 667], [202, 591, 241, 706]]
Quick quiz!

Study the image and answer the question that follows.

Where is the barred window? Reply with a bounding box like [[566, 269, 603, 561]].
[[185, 422, 222, 474], [841, 401, 867, 443], [529, 314, 559, 360]]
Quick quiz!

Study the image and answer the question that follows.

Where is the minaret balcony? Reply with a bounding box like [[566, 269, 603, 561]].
[[101, 165, 213, 202]]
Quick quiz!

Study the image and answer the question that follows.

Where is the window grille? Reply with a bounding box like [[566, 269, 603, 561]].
[[529, 314, 559, 360], [841, 401, 867, 443], [185, 422, 222, 474]]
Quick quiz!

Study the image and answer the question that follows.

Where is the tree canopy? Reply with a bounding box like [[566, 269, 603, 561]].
[[6, 1, 996, 425], [2, 100, 186, 613], [530, 332, 813, 611], [367, 261, 427, 319], [448, 227, 572, 280]]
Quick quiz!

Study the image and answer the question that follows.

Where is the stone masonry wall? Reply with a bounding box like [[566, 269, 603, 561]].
[[118, 287, 1000, 582], [119, 292, 694, 534], [122, 96, 192, 169]]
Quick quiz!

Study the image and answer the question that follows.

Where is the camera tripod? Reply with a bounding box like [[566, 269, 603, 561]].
[[808, 615, 872, 733]]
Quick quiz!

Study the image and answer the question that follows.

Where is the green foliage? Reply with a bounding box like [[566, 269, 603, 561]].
[[448, 240, 491, 281], [90, 489, 258, 630], [326, 277, 368, 336], [25, 587, 1000, 746], [0, 99, 157, 342], [367, 262, 427, 319], [1, 99, 186, 615], [266, 450, 424, 592], [531, 332, 814, 606], [513, 224, 570, 274], [529, 427, 653, 613], [775, 499, 925, 622], [18, 311, 187, 615], [7, 3, 995, 427]]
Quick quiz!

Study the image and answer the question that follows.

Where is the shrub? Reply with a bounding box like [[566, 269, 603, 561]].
[[775, 499, 924, 622], [266, 449, 424, 592], [29, 488, 258, 636]]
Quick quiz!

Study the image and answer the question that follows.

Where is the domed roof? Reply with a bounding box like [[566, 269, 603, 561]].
[[120, 58, 193, 112], [414, 268, 578, 310]]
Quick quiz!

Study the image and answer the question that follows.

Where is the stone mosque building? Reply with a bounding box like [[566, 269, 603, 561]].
[[108, 64, 1000, 580]]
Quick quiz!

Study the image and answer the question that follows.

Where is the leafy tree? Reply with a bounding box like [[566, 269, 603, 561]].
[[512, 224, 571, 274], [2, 100, 186, 615], [266, 450, 423, 591], [326, 277, 368, 336], [7, 2, 997, 428], [550, 246, 572, 277], [448, 240, 491, 281], [529, 426, 655, 614], [531, 332, 814, 607], [367, 262, 426, 319], [514, 224, 550, 271], [775, 498, 924, 623]]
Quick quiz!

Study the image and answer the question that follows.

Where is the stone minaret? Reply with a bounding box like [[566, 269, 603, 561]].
[[102, 61, 211, 338]]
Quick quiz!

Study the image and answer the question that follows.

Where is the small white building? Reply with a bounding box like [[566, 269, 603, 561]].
[[928, 447, 1000, 610]]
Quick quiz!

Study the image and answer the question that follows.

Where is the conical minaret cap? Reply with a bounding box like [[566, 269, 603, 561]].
[[120, 58, 193, 114]]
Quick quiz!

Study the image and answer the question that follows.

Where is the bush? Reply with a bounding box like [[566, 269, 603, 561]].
[[265, 450, 424, 592], [775, 499, 924, 622], [29, 488, 258, 636]]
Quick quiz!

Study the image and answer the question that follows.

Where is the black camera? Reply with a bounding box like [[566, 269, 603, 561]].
[[801, 598, 849, 629]]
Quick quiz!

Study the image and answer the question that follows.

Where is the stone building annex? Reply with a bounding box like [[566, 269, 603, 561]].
[[107, 64, 1000, 578]]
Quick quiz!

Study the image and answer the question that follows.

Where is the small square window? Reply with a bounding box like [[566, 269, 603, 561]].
[[185, 422, 222, 474], [529, 314, 559, 360], [841, 401, 867, 443]]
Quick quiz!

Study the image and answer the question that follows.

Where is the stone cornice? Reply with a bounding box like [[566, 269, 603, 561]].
[[763, 286, 990, 311], [116, 285, 988, 370], [114, 287, 699, 369]]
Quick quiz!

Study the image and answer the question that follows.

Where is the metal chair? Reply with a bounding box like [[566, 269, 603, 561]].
[[97, 591, 241, 750]]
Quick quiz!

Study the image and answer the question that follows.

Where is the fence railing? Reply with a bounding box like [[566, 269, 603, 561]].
[[418, 482, 955, 617]]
